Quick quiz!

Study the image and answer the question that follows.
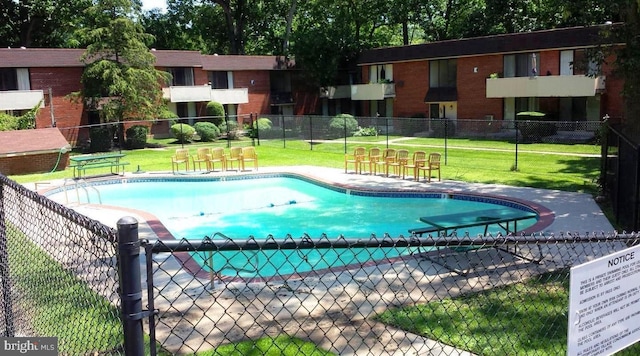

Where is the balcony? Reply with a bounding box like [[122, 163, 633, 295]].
[[210, 88, 248, 104], [163, 86, 212, 102], [0, 90, 45, 111], [486, 75, 606, 98], [162, 86, 248, 104], [319, 85, 351, 99], [351, 83, 396, 101]]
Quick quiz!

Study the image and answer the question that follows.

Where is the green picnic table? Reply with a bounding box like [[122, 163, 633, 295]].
[[409, 208, 538, 237], [69, 153, 128, 178]]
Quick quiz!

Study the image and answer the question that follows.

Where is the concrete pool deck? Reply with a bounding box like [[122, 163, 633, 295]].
[[33, 166, 615, 355]]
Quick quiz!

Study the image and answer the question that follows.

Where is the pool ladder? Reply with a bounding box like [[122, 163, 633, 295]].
[[62, 178, 102, 205]]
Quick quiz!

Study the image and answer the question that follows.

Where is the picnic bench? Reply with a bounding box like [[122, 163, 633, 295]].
[[70, 153, 128, 178], [408, 208, 539, 274], [409, 208, 538, 237]]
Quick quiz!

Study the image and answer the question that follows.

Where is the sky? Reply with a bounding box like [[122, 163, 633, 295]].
[[141, 0, 167, 12]]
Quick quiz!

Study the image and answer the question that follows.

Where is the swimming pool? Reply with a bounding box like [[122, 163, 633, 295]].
[[47, 174, 549, 279]]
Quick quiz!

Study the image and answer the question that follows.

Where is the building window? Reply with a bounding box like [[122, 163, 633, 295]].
[[176, 102, 189, 118], [209, 71, 229, 89], [270, 71, 292, 92], [504, 53, 539, 77], [0, 68, 18, 91], [369, 64, 393, 83], [168, 68, 195, 86], [429, 59, 457, 88], [573, 49, 600, 76]]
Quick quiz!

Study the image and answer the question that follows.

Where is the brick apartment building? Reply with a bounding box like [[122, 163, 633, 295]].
[[0, 48, 317, 146], [0, 24, 627, 147], [319, 24, 625, 134]]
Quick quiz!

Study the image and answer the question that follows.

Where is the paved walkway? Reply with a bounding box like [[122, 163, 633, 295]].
[[35, 167, 614, 355]]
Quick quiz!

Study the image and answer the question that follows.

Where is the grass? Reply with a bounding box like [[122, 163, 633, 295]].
[[9, 136, 602, 194], [375, 270, 640, 355], [377, 270, 571, 355], [6, 223, 124, 354], [4, 136, 607, 355], [198, 335, 335, 356]]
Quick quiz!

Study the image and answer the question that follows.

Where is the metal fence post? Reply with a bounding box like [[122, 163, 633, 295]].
[[444, 119, 448, 165], [225, 113, 231, 148], [514, 120, 519, 171], [343, 115, 347, 154], [0, 182, 15, 337], [386, 117, 389, 148], [280, 114, 285, 148], [308, 116, 313, 150], [117, 216, 144, 356]]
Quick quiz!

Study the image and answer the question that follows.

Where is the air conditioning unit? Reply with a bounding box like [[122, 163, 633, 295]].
[[484, 115, 494, 121]]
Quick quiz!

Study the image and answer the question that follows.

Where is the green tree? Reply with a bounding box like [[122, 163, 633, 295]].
[[0, 0, 92, 47], [612, 2, 640, 138], [79, 0, 170, 125], [141, 0, 222, 52], [291, 0, 394, 86]]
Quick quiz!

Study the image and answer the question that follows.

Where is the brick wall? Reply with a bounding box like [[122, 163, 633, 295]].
[[601, 54, 624, 120], [0, 152, 70, 176], [30, 67, 86, 144], [235, 70, 271, 115], [539, 50, 559, 76], [457, 55, 504, 120], [393, 61, 429, 118]]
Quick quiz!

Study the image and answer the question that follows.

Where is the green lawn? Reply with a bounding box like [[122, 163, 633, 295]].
[[9, 136, 602, 195], [376, 270, 570, 355]]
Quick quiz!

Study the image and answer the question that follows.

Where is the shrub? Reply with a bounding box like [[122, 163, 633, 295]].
[[519, 121, 558, 142], [170, 123, 196, 143], [89, 126, 114, 152], [328, 114, 358, 138], [194, 121, 220, 142], [353, 126, 379, 137], [0, 102, 39, 131], [125, 125, 149, 149], [0, 113, 18, 131], [247, 118, 273, 138], [206, 101, 225, 126], [219, 119, 238, 135]]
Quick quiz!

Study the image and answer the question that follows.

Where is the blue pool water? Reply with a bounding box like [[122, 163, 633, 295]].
[[50, 175, 539, 278]]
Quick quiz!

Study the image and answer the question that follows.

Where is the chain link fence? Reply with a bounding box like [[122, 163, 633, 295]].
[[0, 174, 122, 354], [135, 232, 640, 355], [250, 115, 603, 149], [54, 114, 603, 152], [3, 170, 640, 355]]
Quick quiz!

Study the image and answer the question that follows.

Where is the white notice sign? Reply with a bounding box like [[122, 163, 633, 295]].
[[568, 244, 640, 355]]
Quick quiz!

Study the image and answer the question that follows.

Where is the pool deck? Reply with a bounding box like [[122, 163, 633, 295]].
[[32, 166, 614, 355]]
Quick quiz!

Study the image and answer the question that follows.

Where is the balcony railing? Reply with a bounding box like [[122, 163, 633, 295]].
[[319, 85, 351, 99], [162, 86, 248, 104], [350, 83, 395, 101], [162, 86, 212, 102], [210, 88, 248, 104], [486, 75, 606, 98], [0, 90, 44, 111]]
